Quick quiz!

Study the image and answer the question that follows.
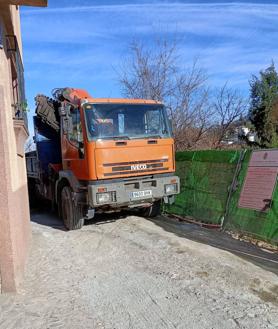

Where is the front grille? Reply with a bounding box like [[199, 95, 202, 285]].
[[103, 159, 168, 167], [112, 163, 163, 172], [103, 158, 169, 177]]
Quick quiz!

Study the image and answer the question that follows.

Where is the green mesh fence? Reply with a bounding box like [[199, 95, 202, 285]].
[[166, 150, 278, 245], [224, 152, 278, 245], [166, 150, 241, 225]]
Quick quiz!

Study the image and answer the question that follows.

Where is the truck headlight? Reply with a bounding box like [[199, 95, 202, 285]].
[[96, 192, 116, 204], [96, 193, 110, 204], [165, 184, 177, 194]]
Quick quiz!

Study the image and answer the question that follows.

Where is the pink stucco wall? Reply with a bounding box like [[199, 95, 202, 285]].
[[0, 5, 31, 293]]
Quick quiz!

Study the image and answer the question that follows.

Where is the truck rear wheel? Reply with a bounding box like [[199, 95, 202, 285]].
[[140, 200, 161, 218], [61, 186, 84, 230]]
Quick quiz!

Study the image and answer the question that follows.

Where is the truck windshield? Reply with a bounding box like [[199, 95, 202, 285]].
[[84, 103, 171, 140]]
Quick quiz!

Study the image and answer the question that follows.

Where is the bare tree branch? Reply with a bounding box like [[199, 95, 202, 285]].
[[118, 39, 247, 150], [210, 84, 247, 148], [118, 39, 214, 150]]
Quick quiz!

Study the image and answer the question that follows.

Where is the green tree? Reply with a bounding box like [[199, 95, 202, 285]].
[[249, 63, 278, 147]]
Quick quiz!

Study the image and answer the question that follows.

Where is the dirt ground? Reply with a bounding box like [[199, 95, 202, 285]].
[[0, 211, 277, 329]]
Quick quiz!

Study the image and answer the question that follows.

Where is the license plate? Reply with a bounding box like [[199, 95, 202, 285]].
[[131, 190, 152, 199]]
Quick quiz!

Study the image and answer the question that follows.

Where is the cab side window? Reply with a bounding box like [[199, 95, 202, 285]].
[[68, 108, 83, 146]]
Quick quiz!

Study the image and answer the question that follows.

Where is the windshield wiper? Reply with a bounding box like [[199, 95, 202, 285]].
[[100, 135, 131, 140], [145, 135, 162, 139], [99, 135, 162, 140]]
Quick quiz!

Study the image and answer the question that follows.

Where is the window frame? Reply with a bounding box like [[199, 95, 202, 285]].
[[67, 107, 83, 147], [83, 102, 172, 142]]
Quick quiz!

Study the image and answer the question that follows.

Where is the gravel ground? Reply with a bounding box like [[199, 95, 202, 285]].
[[0, 211, 277, 329]]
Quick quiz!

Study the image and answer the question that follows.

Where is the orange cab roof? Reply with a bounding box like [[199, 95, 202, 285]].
[[65, 89, 162, 105], [84, 98, 163, 105]]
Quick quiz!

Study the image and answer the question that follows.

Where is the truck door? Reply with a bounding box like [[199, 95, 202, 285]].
[[62, 107, 88, 180]]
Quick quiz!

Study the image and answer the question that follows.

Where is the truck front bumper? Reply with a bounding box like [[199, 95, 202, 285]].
[[88, 174, 180, 208]]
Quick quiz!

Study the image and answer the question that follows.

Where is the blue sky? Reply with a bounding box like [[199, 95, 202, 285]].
[[20, 0, 278, 125]]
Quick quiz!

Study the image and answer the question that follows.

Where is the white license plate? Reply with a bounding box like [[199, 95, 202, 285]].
[[131, 190, 152, 199]]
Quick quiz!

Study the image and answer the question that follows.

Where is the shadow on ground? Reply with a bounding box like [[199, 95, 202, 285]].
[[31, 208, 66, 231], [150, 215, 278, 276], [30, 207, 130, 231], [30, 207, 278, 275]]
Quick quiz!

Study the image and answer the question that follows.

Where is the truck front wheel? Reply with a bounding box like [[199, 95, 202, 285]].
[[61, 186, 84, 230]]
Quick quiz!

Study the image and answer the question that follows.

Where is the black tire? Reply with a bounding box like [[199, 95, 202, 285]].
[[140, 200, 161, 218], [61, 186, 84, 230]]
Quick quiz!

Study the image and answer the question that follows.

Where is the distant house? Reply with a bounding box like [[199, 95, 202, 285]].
[[221, 120, 257, 147]]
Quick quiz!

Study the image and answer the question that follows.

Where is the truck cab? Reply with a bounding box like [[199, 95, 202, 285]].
[[27, 88, 180, 230]]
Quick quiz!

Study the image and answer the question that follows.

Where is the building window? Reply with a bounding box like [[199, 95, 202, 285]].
[[5, 34, 28, 127], [0, 20, 4, 49]]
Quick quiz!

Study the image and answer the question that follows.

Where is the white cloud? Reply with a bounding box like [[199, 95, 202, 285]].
[[21, 2, 278, 41], [21, 1, 278, 100]]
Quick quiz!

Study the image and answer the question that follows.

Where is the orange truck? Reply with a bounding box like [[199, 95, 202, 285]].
[[26, 88, 180, 230]]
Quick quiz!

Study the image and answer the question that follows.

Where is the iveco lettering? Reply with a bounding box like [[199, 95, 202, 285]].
[[131, 164, 147, 171]]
